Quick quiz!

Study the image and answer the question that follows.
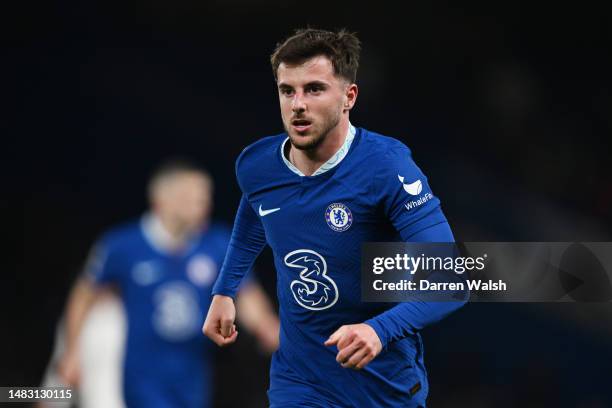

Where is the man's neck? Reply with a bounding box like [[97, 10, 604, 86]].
[[149, 213, 193, 252], [289, 118, 350, 176]]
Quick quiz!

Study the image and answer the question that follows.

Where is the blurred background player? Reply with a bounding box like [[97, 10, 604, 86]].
[[45, 159, 279, 408]]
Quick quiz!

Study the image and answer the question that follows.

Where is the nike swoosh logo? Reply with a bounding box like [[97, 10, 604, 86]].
[[258, 204, 281, 217]]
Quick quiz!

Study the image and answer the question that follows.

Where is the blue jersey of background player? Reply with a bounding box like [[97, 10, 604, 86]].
[[58, 160, 279, 408], [204, 29, 466, 407], [89, 218, 225, 407]]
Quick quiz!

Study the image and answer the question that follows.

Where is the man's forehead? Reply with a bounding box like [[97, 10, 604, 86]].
[[277, 55, 337, 84], [157, 172, 209, 190]]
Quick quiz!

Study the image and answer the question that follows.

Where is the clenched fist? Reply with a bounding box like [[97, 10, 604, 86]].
[[324, 323, 382, 369], [202, 295, 238, 347]]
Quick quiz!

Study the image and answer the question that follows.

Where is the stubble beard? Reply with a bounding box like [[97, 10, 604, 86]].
[[285, 108, 343, 152]]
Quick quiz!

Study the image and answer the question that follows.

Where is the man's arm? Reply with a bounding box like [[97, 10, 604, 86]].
[[203, 195, 267, 346], [327, 215, 467, 369], [57, 278, 111, 385], [364, 221, 466, 345], [57, 233, 122, 384], [327, 141, 466, 369]]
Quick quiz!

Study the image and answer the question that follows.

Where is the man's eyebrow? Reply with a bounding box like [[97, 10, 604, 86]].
[[304, 80, 328, 87], [277, 80, 330, 89]]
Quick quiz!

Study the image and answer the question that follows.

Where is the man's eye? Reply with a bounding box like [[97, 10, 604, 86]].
[[280, 89, 294, 96], [307, 86, 322, 93]]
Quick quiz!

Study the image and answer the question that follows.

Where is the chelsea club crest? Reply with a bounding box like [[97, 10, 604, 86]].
[[325, 203, 353, 232]]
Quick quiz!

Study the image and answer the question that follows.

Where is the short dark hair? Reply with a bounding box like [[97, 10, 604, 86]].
[[270, 28, 361, 83], [147, 158, 212, 200]]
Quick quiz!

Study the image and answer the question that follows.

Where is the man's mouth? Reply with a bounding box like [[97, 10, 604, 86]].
[[291, 119, 312, 133]]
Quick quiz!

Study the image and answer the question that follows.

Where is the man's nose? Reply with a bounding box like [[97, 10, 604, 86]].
[[291, 92, 306, 113]]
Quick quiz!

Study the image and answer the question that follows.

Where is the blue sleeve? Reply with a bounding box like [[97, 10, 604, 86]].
[[211, 195, 267, 298], [376, 142, 448, 238], [400, 217, 455, 242], [366, 163, 466, 347], [365, 293, 466, 348], [83, 237, 122, 285]]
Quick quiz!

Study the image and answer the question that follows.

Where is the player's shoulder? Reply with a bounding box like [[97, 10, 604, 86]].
[[97, 219, 142, 249], [234, 132, 287, 192], [236, 133, 286, 172], [355, 127, 413, 164], [350, 128, 430, 192]]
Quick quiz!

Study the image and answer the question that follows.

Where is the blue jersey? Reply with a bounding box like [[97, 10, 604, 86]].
[[213, 127, 465, 407], [86, 217, 231, 408]]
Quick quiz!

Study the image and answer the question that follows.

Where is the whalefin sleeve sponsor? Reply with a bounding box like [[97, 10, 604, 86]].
[[375, 141, 445, 236]]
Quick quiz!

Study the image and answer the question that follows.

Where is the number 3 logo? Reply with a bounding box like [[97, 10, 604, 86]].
[[285, 249, 339, 311]]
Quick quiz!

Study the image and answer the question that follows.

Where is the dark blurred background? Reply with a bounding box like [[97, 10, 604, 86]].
[[4, 1, 612, 407]]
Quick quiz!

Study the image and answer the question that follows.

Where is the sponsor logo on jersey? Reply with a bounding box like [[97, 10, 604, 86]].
[[285, 249, 339, 310], [398, 174, 433, 211], [187, 255, 217, 286], [404, 192, 434, 210], [152, 282, 201, 341], [131, 260, 162, 285], [397, 175, 422, 195], [325, 203, 353, 232]]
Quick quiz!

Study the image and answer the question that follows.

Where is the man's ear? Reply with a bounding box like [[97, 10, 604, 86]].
[[344, 83, 358, 110]]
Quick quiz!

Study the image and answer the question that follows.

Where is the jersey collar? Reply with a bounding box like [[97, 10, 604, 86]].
[[141, 213, 200, 256], [281, 123, 356, 177]]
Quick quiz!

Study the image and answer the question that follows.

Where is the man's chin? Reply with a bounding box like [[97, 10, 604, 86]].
[[289, 134, 320, 150]]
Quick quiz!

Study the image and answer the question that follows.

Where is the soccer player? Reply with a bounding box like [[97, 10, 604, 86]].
[[203, 28, 466, 407], [57, 160, 279, 408]]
